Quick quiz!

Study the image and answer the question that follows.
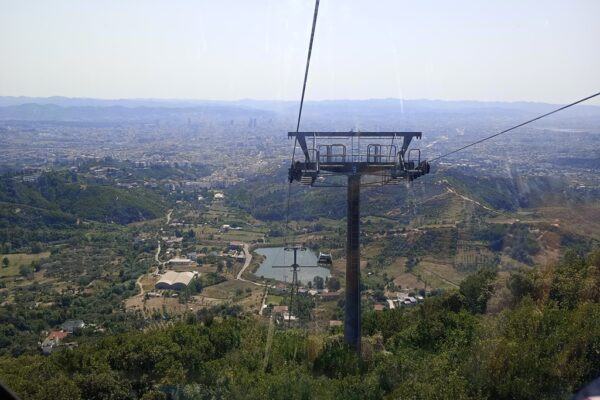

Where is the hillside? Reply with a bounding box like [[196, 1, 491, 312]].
[[227, 164, 599, 222], [1, 250, 600, 399], [0, 172, 167, 225]]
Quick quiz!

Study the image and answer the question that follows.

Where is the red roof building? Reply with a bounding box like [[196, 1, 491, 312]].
[[47, 330, 69, 341], [41, 330, 70, 355]]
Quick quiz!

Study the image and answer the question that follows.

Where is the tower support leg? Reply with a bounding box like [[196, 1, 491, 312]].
[[344, 173, 361, 352]]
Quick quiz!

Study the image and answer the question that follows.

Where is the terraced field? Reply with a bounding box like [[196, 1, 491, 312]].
[[0, 252, 50, 278]]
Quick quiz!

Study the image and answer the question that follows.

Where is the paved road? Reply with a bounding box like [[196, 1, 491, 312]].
[[234, 243, 271, 316], [236, 243, 267, 288], [236, 243, 253, 280]]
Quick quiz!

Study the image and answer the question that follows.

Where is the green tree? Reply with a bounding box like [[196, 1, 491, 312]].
[[2, 257, 8, 268], [19, 264, 34, 278], [74, 371, 131, 400], [30, 242, 43, 254], [313, 339, 361, 378], [459, 267, 497, 314], [549, 250, 588, 308], [313, 276, 324, 290], [508, 268, 534, 306], [327, 276, 341, 291]]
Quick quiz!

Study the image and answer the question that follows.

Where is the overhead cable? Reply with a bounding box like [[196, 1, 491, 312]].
[[429, 91, 600, 162]]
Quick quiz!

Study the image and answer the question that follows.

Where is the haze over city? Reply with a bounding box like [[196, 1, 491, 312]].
[[1, 0, 599, 104]]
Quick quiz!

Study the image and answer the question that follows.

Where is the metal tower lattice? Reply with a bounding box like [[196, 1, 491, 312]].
[[273, 245, 320, 326]]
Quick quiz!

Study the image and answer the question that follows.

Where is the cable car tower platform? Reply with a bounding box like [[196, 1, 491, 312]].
[[288, 131, 430, 352]]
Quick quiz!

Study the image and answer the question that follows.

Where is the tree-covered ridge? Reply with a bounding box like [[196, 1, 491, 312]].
[[1, 249, 599, 399], [225, 165, 600, 223], [0, 171, 167, 225]]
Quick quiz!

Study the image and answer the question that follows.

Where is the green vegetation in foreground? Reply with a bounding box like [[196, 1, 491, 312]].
[[1, 249, 600, 399]]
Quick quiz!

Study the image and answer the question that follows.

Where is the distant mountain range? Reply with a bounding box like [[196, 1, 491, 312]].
[[0, 96, 599, 122], [0, 96, 600, 115], [0, 102, 268, 122]]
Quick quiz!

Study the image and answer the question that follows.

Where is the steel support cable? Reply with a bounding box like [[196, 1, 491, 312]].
[[284, 0, 321, 247], [429, 91, 600, 163], [292, 0, 320, 163], [284, 182, 293, 247]]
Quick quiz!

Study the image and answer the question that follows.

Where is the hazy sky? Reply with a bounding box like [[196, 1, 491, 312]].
[[1, 0, 599, 104]]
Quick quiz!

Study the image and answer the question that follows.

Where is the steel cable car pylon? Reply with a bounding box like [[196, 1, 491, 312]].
[[287, 131, 430, 352], [284, 0, 431, 353]]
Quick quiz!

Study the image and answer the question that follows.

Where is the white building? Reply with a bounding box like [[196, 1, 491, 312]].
[[167, 257, 193, 266], [155, 271, 198, 290]]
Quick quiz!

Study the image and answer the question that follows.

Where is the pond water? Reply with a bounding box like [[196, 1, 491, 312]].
[[253, 247, 331, 285]]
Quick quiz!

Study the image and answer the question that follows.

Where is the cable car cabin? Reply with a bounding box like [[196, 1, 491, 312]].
[[318, 252, 333, 265], [288, 131, 430, 186]]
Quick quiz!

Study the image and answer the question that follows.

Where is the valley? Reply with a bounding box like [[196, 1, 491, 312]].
[[0, 98, 599, 399]]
